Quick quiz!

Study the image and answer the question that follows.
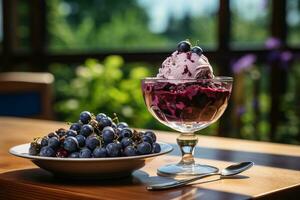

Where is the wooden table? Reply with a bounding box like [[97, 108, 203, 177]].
[[0, 117, 300, 200]]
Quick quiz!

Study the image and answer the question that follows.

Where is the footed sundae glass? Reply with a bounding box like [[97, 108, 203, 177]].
[[141, 77, 233, 176]]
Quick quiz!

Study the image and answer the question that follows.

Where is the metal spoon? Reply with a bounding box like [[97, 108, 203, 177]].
[[147, 162, 254, 191]]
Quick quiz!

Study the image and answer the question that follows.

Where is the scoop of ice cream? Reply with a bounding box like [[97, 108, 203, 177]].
[[157, 45, 214, 79]]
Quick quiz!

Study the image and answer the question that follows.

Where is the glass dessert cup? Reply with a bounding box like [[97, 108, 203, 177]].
[[141, 77, 233, 177]]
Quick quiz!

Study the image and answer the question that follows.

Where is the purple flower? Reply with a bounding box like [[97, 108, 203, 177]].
[[279, 51, 293, 70], [280, 51, 293, 62], [231, 54, 257, 74], [265, 37, 281, 49], [236, 106, 246, 116]]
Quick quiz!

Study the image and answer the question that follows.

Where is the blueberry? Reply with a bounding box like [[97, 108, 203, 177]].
[[99, 117, 112, 128], [117, 122, 128, 129], [48, 132, 58, 138], [177, 41, 191, 52], [124, 146, 137, 156], [66, 129, 77, 137], [120, 128, 133, 138], [139, 131, 145, 135], [79, 148, 92, 158], [102, 127, 115, 144], [137, 142, 152, 155], [80, 124, 94, 137], [121, 137, 133, 148], [106, 143, 120, 157], [152, 143, 161, 153], [116, 141, 122, 151], [69, 152, 80, 158], [142, 135, 153, 145], [111, 122, 117, 129], [85, 136, 100, 150], [191, 46, 203, 56], [39, 146, 55, 157], [29, 146, 38, 156], [63, 136, 78, 152], [70, 123, 82, 133], [56, 128, 67, 138], [93, 147, 107, 158], [29, 142, 40, 155], [76, 135, 86, 147], [80, 111, 92, 124], [144, 131, 157, 142], [41, 137, 48, 147], [96, 113, 107, 122], [115, 128, 123, 141], [48, 137, 60, 149]]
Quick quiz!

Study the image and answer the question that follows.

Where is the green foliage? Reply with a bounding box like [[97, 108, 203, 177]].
[[276, 62, 300, 144], [287, 0, 300, 46], [231, 0, 271, 46], [46, 0, 219, 51], [231, 61, 300, 144], [50, 56, 166, 130], [47, 0, 168, 50], [239, 67, 271, 141]]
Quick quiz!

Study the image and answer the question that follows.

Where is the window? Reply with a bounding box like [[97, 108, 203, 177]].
[[231, 0, 271, 48], [1, 0, 300, 142], [16, 0, 30, 51], [0, 0, 3, 51], [47, 0, 219, 52], [287, 0, 300, 46]]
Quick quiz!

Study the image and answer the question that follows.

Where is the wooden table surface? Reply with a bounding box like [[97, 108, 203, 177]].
[[0, 117, 300, 200]]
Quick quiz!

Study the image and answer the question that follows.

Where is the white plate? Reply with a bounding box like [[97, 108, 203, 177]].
[[9, 142, 173, 179]]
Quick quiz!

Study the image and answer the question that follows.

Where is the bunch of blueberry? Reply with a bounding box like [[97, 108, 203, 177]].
[[29, 111, 161, 158]]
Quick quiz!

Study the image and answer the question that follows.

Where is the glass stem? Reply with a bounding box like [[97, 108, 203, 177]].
[[176, 133, 198, 165]]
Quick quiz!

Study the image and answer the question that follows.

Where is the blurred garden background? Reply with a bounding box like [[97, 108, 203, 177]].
[[0, 0, 300, 144]]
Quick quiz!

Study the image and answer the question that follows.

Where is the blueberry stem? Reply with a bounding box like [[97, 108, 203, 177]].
[[113, 113, 119, 124]]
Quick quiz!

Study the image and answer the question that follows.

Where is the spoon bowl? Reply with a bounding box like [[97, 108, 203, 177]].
[[221, 162, 254, 176]]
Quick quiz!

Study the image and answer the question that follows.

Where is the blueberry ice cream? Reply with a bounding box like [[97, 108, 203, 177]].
[[157, 41, 214, 79]]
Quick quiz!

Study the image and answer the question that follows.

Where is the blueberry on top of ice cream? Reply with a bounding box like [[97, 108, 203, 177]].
[[157, 41, 214, 79]]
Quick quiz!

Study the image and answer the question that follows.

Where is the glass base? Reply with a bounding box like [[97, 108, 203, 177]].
[[157, 163, 219, 177]]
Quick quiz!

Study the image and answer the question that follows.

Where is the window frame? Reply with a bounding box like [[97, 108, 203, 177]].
[[1, 0, 299, 139]]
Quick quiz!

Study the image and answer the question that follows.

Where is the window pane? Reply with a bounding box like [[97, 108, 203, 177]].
[[287, 0, 300, 46], [0, 0, 30, 52], [47, 0, 218, 52], [16, 0, 30, 51], [0, 0, 3, 51], [230, 0, 271, 48]]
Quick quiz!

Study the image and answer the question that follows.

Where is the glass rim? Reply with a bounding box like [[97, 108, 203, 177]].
[[142, 76, 233, 82]]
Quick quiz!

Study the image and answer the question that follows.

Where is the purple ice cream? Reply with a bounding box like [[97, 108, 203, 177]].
[[157, 41, 214, 79]]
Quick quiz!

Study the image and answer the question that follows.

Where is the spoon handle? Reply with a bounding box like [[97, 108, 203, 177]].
[[147, 172, 220, 190]]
